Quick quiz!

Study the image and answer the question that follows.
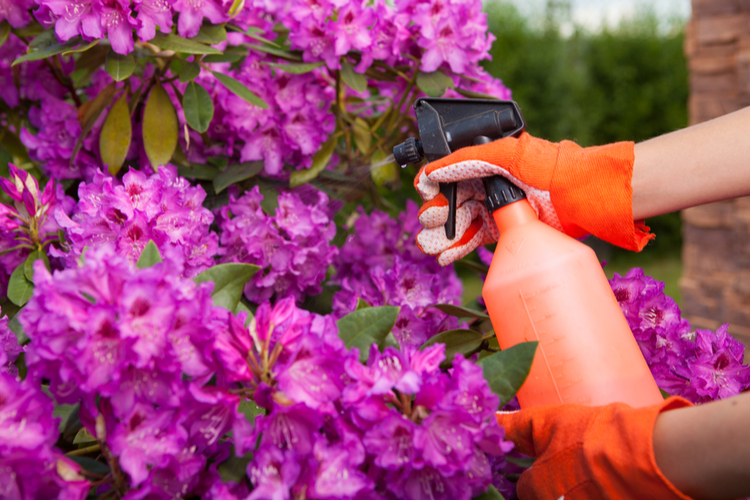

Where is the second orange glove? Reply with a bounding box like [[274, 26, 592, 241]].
[[414, 132, 655, 265]]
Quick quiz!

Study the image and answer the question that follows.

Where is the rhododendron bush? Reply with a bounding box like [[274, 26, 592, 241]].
[[0, 1, 747, 499]]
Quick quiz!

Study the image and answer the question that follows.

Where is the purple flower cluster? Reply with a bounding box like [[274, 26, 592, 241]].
[[333, 201, 464, 347], [21, 245, 250, 497], [0, 372, 90, 500], [201, 51, 336, 175], [54, 166, 218, 277], [211, 297, 512, 500], [610, 268, 750, 404], [28, 0, 232, 54], [217, 186, 338, 303]]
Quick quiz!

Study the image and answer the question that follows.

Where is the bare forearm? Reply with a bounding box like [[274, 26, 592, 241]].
[[633, 106, 750, 220], [653, 392, 750, 500]]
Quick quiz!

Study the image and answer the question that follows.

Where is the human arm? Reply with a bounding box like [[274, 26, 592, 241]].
[[653, 391, 750, 500], [633, 106, 750, 219]]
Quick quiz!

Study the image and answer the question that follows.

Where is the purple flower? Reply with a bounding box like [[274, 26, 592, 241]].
[[0, 0, 34, 28], [247, 445, 302, 500], [173, 0, 229, 38], [217, 187, 337, 303], [42, 0, 103, 43], [0, 312, 22, 376], [331, 2, 374, 56], [133, 0, 174, 41], [363, 410, 419, 470], [95, 0, 137, 54], [0, 372, 90, 499], [54, 166, 218, 277]]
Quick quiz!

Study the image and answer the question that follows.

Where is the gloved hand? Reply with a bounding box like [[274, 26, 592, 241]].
[[414, 132, 655, 265], [495, 397, 693, 500]]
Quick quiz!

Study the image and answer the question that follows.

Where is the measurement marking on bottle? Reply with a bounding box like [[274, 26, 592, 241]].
[[519, 289, 564, 404]]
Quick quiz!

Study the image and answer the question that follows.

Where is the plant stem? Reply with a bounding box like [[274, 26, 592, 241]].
[[66, 443, 101, 456]]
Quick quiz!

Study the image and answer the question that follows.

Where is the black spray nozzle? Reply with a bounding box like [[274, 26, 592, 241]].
[[393, 98, 526, 240]]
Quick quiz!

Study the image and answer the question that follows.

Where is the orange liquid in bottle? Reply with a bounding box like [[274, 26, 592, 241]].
[[482, 200, 663, 408]]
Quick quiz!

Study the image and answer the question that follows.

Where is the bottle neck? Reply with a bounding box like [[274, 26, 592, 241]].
[[491, 199, 538, 233]]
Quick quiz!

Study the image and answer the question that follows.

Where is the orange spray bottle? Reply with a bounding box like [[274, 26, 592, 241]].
[[394, 98, 663, 409]]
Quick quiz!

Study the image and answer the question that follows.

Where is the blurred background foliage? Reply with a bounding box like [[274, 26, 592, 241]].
[[470, 1, 688, 302]]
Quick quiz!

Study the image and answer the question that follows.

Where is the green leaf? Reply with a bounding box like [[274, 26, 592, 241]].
[[454, 87, 500, 100], [370, 149, 399, 186], [202, 51, 245, 63], [62, 39, 99, 56], [340, 58, 367, 93], [213, 161, 263, 193], [472, 485, 505, 500], [178, 61, 201, 83], [72, 81, 117, 166], [151, 32, 222, 54], [247, 43, 302, 61], [289, 135, 336, 187], [24, 249, 50, 283], [73, 427, 97, 444], [218, 449, 253, 483], [136, 240, 163, 269], [142, 83, 178, 170], [353, 118, 371, 154], [506, 456, 535, 468], [12, 37, 80, 66], [194, 263, 260, 312], [660, 388, 671, 399], [264, 61, 324, 74], [68, 456, 110, 476], [228, 0, 246, 17], [421, 329, 487, 366], [336, 306, 400, 362], [234, 301, 255, 325], [429, 304, 489, 320], [477, 341, 538, 409], [60, 403, 82, 440], [238, 400, 263, 423], [99, 94, 133, 175], [0, 21, 12, 49], [8, 315, 28, 345], [0, 129, 30, 164], [355, 298, 370, 310], [212, 71, 268, 108], [416, 70, 455, 97], [8, 263, 34, 307], [183, 81, 214, 133], [105, 50, 135, 81], [191, 24, 227, 44], [257, 182, 279, 215], [177, 162, 219, 180]]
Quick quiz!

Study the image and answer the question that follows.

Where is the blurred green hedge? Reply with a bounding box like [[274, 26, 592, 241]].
[[483, 2, 688, 259]]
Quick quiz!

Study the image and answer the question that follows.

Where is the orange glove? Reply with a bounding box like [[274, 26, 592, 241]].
[[414, 132, 655, 265], [496, 397, 694, 500]]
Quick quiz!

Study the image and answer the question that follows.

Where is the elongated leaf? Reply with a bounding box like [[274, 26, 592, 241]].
[[136, 240, 162, 269], [53, 401, 79, 434], [12, 37, 80, 66], [240, 26, 279, 46], [353, 118, 371, 154], [99, 94, 132, 175], [212, 71, 268, 108], [473, 485, 505, 500], [257, 181, 279, 215], [0, 21, 9, 49], [247, 44, 301, 61], [454, 87, 499, 100], [142, 84, 178, 170], [506, 456, 535, 468], [370, 149, 398, 186], [178, 61, 201, 83], [62, 39, 99, 56], [218, 449, 253, 483], [265, 61, 323, 74], [203, 51, 245, 63], [75, 43, 109, 72], [340, 58, 367, 93], [421, 329, 486, 366], [191, 24, 227, 44], [105, 50, 135, 81], [228, 0, 246, 17], [72, 81, 117, 165], [416, 70, 454, 98], [213, 161, 263, 193], [73, 427, 96, 444], [289, 135, 336, 187], [68, 456, 110, 476], [336, 306, 400, 362], [429, 304, 489, 320], [194, 263, 260, 312], [151, 32, 222, 54], [0, 129, 30, 163], [355, 298, 370, 310], [477, 341, 538, 408], [183, 82, 214, 133], [8, 263, 33, 306], [24, 249, 50, 283], [177, 162, 219, 180]]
